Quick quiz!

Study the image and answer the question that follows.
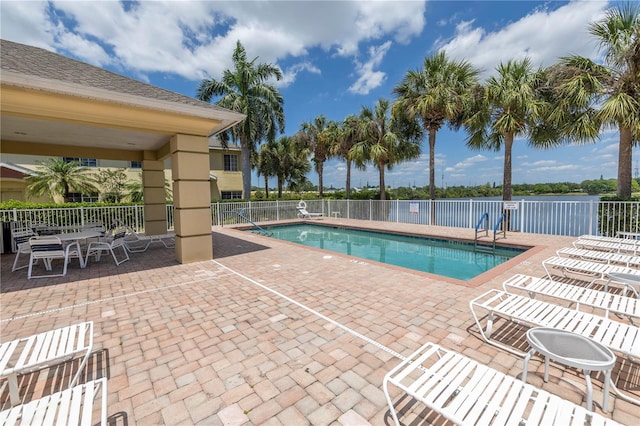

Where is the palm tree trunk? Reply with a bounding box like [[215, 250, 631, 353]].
[[346, 160, 352, 199], [264, 175, 269, 198], [428, 129, 436, 200], [318, 162, 324, 198], [428, 129, 436, 224], [502, 133, 514, 232], [502, 133, 514, 201], [64, 183, 70, 203], [240, 138, 252, 199], [379, 162, 386, 201], [617, 126, 633, 198], [277, 177, 284, 198]]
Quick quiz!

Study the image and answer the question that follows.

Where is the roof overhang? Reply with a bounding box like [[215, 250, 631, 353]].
[[1, 71, 245, 160]]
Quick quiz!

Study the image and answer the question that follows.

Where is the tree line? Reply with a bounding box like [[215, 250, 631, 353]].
[[198, 3, 639, 203]]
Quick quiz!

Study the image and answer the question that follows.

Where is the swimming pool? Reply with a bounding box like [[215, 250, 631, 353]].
[[256, 224, 526, 281]]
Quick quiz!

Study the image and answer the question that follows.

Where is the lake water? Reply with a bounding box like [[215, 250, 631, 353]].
[[388, 195, 604, 236]]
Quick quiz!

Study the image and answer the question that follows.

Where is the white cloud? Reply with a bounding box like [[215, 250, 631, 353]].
[[437, 0, 608, 79], [521, 160, 557, 167], [445, 154, 489, 173], [348, 41, 392, 94], [1, 0, 426, 88], [276, 62, 321, 88]]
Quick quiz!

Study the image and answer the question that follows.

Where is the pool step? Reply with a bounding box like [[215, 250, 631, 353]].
[[474, 244, 496, 253]]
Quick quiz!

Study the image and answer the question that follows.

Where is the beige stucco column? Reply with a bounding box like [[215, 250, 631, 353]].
[[142, 153, 169, 236], [170, 134, 213, 263]]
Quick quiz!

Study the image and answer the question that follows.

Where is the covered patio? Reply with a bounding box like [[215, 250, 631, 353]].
[[0, 39, 244, 264]]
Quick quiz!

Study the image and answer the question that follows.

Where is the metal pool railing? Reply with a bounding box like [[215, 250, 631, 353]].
[[1, 199, 638, 239]]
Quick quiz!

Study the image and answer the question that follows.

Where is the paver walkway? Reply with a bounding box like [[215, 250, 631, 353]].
[[1, 220, 638, 425]]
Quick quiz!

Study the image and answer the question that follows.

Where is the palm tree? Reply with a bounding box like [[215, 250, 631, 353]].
[[197, 41, 285, 199], [546, 3, 639, 198], [393, 51, 480, 201], [465, 58, 556, 202], [351, 98, 422, 201], [25, 158, 99, 203], [296, 115, 330, 197], [257, 142, 278, 198], [125, 173, 173, 203], [328, 115, 365, 199], [270, 136, 311, 197]]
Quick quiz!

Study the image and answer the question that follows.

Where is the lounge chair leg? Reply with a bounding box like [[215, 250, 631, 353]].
[[485, 312, 494, 338], [383, 376, 401, 426], [8, 373, 19, 406]]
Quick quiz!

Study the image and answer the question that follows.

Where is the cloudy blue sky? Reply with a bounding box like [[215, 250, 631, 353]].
[[1, 0, 636, 189]]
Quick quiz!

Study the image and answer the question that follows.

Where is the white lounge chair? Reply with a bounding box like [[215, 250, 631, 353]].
[[573, 238, 639, 255], [0, 322, 94, 406], [383, 341, 622, 426], [557, 247, 640, 269], [469, 289, 640, 406], [503, 273, 640, 322], [296, 200, 323, 219], [579, 234, 640, 245], [542, 256, 640, 295], [0, 378, 107, 425], [122, 225, 175, 253]]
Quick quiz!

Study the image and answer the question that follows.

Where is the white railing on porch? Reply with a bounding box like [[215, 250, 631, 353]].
[[1, 199, 638, 239]]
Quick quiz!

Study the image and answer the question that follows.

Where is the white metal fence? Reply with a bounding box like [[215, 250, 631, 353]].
[[1, 199, 638, 241]]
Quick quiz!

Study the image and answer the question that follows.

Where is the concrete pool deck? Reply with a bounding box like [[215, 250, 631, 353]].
[[1, 219, 638, 425]]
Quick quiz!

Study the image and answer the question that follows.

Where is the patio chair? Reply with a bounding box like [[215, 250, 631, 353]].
[[0, 378, 107, 425], [573, 238, 639, 255], [557, 247, 640, 269], [383, 341, 622, 426], [84, 227, 129, 265], [0, 322, 94, 406], [122, 225, 175, 253], [296, 200, 323, 219], [503, 273, 640, 322], [27, 236, 84, 279], [579, 234, 640, 245], [542, 255, 640, 292], [469, 289, 640, 406], [10, 227, 36, 272]]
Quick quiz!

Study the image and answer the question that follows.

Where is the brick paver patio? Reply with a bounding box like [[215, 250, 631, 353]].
[[1, 219, 638, 425]]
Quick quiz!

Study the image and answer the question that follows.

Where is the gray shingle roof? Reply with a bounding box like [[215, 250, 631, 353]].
[[1, 39, 225, 112]]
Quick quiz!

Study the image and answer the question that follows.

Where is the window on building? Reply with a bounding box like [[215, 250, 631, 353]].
[[224, 154, 238, 172], [63, 157, 97, 167], [130, 161, 142, 169], [221, 191, 242, 200], [66, 192, 99, 203]]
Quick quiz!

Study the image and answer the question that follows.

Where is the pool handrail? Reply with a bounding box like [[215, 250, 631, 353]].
[[224, 209, 272, 236]]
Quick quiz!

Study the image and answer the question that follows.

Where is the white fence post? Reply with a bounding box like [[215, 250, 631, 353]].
[[520, 199, 525, 233], [589, 199, 594, 235], [468, 199, 473, 228]]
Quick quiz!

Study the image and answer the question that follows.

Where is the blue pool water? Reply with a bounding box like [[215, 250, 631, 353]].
[[257, 224, 526, 281]]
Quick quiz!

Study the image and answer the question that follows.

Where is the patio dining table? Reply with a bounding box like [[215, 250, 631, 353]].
[[51, 230, 102, 268]]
